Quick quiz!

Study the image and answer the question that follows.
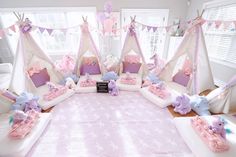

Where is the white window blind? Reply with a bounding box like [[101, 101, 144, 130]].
[[203, 1, 236, 66], [0, 7, 98, 57], [121, 9, 169, 63]]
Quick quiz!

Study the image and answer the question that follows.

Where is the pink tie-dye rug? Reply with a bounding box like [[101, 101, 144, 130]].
[[27, 91, 193, 157]]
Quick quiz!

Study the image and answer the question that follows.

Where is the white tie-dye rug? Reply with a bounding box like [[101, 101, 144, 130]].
[[28, 91, 193, 157]]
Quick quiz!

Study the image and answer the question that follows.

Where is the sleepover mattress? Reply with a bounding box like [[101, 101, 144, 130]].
[[139, 86, 180, 108], [76, 74, 102, 93], [0, 113, 51, 157], [174, 115, 236, 157], [116, 73, 142, 91], [36, 86, 75, 110]]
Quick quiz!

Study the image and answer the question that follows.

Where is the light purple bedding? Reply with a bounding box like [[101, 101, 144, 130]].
[[27, 92, 192, 157]]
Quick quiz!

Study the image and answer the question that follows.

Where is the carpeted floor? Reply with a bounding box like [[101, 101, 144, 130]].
[[28, 91, 193, 157]]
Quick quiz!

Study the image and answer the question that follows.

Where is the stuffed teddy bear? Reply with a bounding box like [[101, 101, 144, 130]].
[[108, 80, 119, 96]]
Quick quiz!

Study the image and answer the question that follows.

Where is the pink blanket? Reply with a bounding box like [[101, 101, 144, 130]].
[[80, 80, 96, 87], [191, 116, 230, 152], [120, 77, 137, 85], [43, 86, 67, 101], [9, 110, 40, 139], [148, 84, 170, 99]]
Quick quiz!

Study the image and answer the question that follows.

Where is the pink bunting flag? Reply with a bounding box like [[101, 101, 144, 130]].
[[152, 27, 157, 32], [46, 28, 53, 35], [9, 25, 16, 32], [165, 26, 171, 32], [234, 21, 236, 29], [223, 21, 232, 30], [38, 27, 45, 34], [0, 30, 4, 38], [215, 21, 222, 29], [147, 26, 152, 32]]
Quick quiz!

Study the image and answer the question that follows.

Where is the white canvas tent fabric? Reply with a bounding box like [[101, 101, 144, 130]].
[[119, 20, 148, 77], [207, 75, 236, 113], [9, 30, 63, 95], [159, 18, 215, 95], [74, 20, 103, 76]]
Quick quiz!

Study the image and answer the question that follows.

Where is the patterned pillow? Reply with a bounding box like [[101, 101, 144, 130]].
[[80, 64, 101, 75], [82, 56, 98, 65], [172, 70, 190, 87], [123, 62, 141, 73], [124, 55, 141, 64], [30, 68, 50, 87], [0, 90, 17, 102]]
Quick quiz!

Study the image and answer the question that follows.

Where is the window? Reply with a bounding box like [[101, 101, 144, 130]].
[[121, 9, 169, 62], [203, 0, 236, 67], [0, 7, 98, 57]]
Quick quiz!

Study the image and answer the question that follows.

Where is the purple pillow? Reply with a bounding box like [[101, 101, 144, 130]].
[[30, 68, 50, 87], [123, 62, 141, 73], [80, 64, 101, 75], [173, 70, 190, 87], [1, 91, 17, 101]]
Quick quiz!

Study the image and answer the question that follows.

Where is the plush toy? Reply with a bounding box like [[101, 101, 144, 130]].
[[102, 71, 119, 81], [190, 95, 211, 116], [11, 92, 40, 112], [209, 117, 226, 139], [172, 94, 191, 115], [9, 110, 28, 125], [108, 80, 119, 96], [59, 74, 79, 85], [65, 77, 76, 89], [24, 100, 41, 112], [47, 82, 59, 92]]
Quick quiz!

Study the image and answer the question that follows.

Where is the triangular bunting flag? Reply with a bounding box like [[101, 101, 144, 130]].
[[9, 25, 16, 32], [233, 21, 236, 29], [46, 28, 53, 35], [215, 21, 222, 29], [223, 21, 231, 30], [153, 27, 157, 32], [147, 26, 152, 32], [165, 26, 171, 32], [38, 27, 45, 34], [0, 30, 4, 38]]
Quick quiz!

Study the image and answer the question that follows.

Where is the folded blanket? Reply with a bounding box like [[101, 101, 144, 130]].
[[191, 116, 230, 152], [80, 80, 97, 87], [9, 110, 40, 139], [43, 85, 67, 101], [148, 84, 170, 99], [120, 77, 137, 85]]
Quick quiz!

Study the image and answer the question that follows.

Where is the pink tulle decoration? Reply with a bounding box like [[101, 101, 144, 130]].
[[55, 55, 75, 75]]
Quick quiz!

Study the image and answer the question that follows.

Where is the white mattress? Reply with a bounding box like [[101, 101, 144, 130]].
[[76, 74, 102, 93], [140, 86, 180, 108], [36, 85, 75, 110], [0, 113, 51, 157], [166, 81, 188, 94], [116, 73, 142, 91], [174, 115, 236, 157]]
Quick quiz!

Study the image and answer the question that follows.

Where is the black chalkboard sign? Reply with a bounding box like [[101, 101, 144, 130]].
[[96, 82, 109, 93]]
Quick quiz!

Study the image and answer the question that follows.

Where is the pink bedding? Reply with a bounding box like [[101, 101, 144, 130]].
[[191, 116, 230, 152], [148, 84, 171, 99], [80, 80, 97, 87], [9, 110, 39, 139], [27, 92, 192, 157], [43, 85, 67, 101]]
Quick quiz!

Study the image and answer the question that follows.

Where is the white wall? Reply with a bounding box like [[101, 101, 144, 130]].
[[186, 0, 236, 85]]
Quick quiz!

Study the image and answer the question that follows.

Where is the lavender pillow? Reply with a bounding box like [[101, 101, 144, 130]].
[[173, 70, 190, 87], [123, 62, 141, 73], [30, 68, 50, 87], [80, 64, 101, 75], [1, 91, 17, 101]]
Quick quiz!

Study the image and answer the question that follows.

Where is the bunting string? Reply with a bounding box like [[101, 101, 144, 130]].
[[0, 18, 236, 39]]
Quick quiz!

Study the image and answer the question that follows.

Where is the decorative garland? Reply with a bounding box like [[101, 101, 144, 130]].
[[0, 18, 236, 39]]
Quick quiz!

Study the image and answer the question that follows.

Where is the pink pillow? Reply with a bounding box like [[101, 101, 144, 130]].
[[124, 55, 140, 63], [172, 70, 190, 87], [1, 90, 17, 102], [123, 62, 141, 73], [82, 56, 98, 65], [80, 64, 101, 75], [30, 68, 50, 87]]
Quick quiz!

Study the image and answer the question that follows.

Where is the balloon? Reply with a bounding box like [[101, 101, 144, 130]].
[[104, 1, 112, 14], [97, 12, 106, 23]]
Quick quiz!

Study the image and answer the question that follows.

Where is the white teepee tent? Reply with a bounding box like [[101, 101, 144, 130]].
[[159, 18, 215, 95], [74, 17, 103, 76], [9, 18, 63, 95], [119, 17, 148, 77], [207, 75, 236, 113]]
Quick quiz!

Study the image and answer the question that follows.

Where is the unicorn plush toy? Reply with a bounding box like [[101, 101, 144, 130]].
[[108, 80, 119, 96], [209, 117, 226, 139]]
